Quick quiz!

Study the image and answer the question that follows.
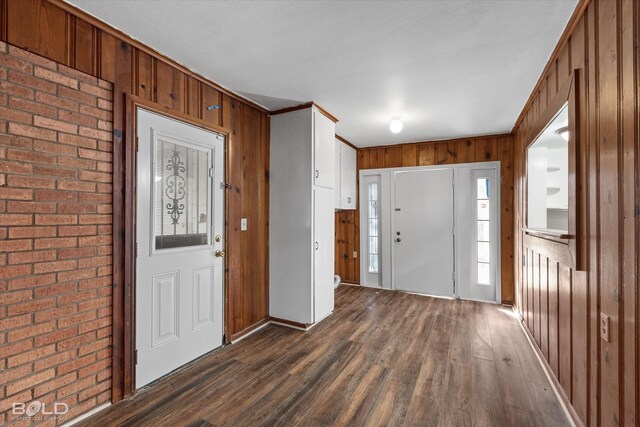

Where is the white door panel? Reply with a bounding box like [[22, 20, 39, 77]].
[[136, 108, 224, 389], [340, 144, 357, 209], [393, 169, 454, 296], [313, 111, 335, 189], [151, 272, 179, 346], [313, 187, 334, 321]]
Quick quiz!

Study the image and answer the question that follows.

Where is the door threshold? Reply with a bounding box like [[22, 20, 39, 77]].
[[398, 290, 456, 300]]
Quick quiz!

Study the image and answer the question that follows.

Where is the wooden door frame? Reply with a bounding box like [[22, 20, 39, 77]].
[[113, 94, 231, 399]]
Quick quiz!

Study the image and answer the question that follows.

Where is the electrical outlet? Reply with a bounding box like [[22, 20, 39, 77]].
[[600, 312, 610, 342], [241, 218, 247, 231], [353, 251, 357, 259]]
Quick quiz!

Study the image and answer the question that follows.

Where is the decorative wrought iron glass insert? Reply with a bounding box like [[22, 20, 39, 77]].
[[154, 137, 211, 250]]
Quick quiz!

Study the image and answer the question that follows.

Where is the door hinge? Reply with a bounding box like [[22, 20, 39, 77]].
[[135, 136, 139, 152], [208, 168, 215, 178], [220, 182, 233, 190], [134, 349, 138, 365]]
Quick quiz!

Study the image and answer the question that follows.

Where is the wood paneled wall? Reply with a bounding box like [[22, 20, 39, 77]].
[[335, 134, 515, 304], [513, 0, 639, 425], [0, 0, 270, 396]]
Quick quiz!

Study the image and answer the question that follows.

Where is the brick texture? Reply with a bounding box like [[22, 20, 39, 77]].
[[0, 42, 113, 425]]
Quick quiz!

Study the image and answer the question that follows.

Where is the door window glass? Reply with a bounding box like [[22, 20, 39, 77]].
[[154, 138, 211, 250], [368, 182, 379, 273], [476, 178, 491, 285]]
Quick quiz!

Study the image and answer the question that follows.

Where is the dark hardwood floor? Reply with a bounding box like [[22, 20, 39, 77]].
[[83, 285, 569, 427]]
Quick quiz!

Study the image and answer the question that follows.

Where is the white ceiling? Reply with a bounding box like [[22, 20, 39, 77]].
[[68, 0, 577, 147]]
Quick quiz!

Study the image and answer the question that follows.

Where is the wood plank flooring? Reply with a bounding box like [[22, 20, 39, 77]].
[[82, 286, 569, 427]]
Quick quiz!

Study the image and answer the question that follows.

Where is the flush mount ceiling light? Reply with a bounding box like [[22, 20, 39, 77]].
[[389, 117, 403, 134], [556, 126, 569, 141]]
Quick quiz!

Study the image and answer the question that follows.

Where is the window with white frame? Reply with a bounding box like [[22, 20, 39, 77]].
[[368, 182, 379, 273], [476, 178, 491, 285]]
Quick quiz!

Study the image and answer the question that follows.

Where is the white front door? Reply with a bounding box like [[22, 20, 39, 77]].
[[136, 108, 224, 389], [393, 169, 454, 296]]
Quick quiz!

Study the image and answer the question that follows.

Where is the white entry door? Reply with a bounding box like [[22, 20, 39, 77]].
[[393, 169, 454, 296], [136, 108, 224, 389]]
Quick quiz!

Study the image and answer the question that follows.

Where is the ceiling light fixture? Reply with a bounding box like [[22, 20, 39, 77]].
[[556, 126, 569, 141], [389, 117, 403, 134]]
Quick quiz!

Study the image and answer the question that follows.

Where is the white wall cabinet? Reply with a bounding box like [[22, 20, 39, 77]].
[[334, 140, 357, 210], [313, 110, 335, 189], [269, 105, 335, 325]]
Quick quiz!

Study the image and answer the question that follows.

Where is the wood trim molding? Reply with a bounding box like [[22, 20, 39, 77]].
[[269, 316, 310, 331], [0, 0, 7, 41], [115, 94, 232, 399], [229, 317, 270, 342], [360, 132, 513, 151], [336, 134, 358, 150], [48, 0, 269, 113], [271, 101, 339, 123], [523, 228, 573, 242], [523, 230, 574, 268], [511, 0, 590, 132]]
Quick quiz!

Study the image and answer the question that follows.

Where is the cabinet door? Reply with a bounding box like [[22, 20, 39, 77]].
[[313, 110, 335, 189], [334, 139, 342, 208], [313, 187, 335, 321], [340, 143, 357, 209]]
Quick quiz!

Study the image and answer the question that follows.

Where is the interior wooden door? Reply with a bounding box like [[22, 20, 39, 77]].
[[135, 108, 224, 388]]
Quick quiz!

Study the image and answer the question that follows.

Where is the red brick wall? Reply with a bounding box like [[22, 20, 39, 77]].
[[0, 41, 114, 425]]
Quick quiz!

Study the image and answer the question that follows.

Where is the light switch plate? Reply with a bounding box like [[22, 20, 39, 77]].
[[241, 218, 247, 231], [600, 312, 610, 342], [353, 251, 357, 258]]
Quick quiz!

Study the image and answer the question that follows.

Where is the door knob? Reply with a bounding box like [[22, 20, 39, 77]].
[[396, 231, 401, 236], [215, 250, 225, 257], [396, 238, 401, 243]]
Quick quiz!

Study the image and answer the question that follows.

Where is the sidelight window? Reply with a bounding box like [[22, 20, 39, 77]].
[[368, 182, 379, 273], [476, 178, 491, 285]]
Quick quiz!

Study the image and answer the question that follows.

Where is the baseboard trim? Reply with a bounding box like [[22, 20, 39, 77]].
[[230, 318, 271, 344], [513, 306, 581, 427], [61, 402, 111, 427], [269, 316, 309, 331]]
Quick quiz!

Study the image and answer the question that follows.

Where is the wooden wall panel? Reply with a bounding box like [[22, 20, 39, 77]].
[[335, 134, 515, 304], [186, 76, 201, 118], [133, 49, 153, 100], [384, 146, 402, 167], [73, 18, 96, 75], [620, 0, 638, 424], [548, 260, 559, 377], [6, 0, 67, 64], [0, 0, 270, 400], [513, 1, 639, 425], [155, 59, 186, 112], [202, 85, 222, 126]]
